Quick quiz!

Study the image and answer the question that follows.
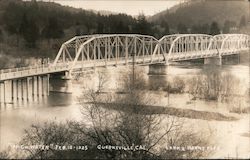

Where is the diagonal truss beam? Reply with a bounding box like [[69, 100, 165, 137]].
[[53, 34, 250, 69]]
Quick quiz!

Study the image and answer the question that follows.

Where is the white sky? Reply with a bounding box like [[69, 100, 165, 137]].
[[39, 0, 181, 16]]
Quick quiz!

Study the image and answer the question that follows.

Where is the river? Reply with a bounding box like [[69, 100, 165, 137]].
[[0, 60, 249, 158]]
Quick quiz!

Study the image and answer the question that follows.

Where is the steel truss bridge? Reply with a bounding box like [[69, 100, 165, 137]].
[[0, 34, 249, 81]]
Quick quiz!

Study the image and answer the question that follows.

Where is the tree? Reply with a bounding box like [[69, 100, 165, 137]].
[[161, 21, 170, 35], [200, 23, 210, 34], [223, 20, 236, 33], [19, 13, 29, 37], [177, 23, 188, 34], [0, 55, 10, 69], [0, 28, 3, 42], [134, 14, 152, 35], [116, 21, 129, 33], [42, 16, 64, 41], [3, 2, 25, 46], [223, 20, 230, 33], [209, 21, 220, 35], [19, 13, 39, 48], [191, 24, 210, 34], [239, 15, 246, 28], [191, 25, 199, 34], [96, 71, 109, 93], [187, 66, 241, 102], [15, 67, 212, 159], [97, 21, 104, 33], [84, 13, 97, 34]]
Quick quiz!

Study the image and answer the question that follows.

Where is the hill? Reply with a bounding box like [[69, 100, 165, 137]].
[[149, 0, 249, 28], [0, 0, 152, 69]]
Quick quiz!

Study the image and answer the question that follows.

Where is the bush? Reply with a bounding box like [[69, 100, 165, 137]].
[[187, 68, 241, 102], [149, 76, 185, 94], [14, 68, 211, 159], [163, 77, 185, 94], [0, 54, 10, 69]]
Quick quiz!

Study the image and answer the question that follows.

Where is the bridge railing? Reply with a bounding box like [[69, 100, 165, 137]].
[[0, 34, 249, 81], [0, 63, 70, 81]]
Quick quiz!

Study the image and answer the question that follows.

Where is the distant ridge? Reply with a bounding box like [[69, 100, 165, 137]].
[[149, 0, 249, 27]]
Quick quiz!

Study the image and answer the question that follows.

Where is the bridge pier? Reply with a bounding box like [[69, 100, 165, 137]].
[[148, 63, 169, 91], [0, 82, 4, 104], [204, 56, 222, 65], [50, 71, 73, 94], [38, 76, 43, 98], [32, 76, 38, 98], [17, 79, 22, 101], [0, 74, 50, 104], [4, 80, 12, 103], [27, 77, 32, 101], [148, 63, 168, 75], [22, 79, 28, 101], [43, 75, 50, 96], [0, 80, 13, 104], [12, 80, 17, 102]]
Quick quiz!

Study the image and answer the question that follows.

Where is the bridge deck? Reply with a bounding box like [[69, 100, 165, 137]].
[[0, 47, 248, 81]]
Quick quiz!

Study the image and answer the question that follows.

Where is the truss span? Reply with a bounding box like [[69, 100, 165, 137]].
[[53, 34, 249, 69], [53, 34, 159, 69], [0, 34, 249, 81], [154, 34, 249, 64]]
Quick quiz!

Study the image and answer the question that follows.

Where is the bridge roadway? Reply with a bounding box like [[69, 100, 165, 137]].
[[0, 33, 249, 103], [0, 48, 248, 81]]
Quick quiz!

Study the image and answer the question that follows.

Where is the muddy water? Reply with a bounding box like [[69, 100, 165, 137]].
[[0, 63, 249, 158]]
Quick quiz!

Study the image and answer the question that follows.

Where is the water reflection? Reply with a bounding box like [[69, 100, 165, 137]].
[[0, 63, 249, 157], [47, 92, 73, 107]]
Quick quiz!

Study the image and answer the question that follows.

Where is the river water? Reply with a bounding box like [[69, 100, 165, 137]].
[[0, 60, 249, 158]]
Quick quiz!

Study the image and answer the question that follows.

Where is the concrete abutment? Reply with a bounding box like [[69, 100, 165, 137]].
[[148, 63, 169, 75], [204, 56, 222, 65], [49, 71, 73, 94]]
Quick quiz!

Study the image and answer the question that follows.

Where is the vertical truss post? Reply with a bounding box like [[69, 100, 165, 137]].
[[150, 38, 153, 62], [87, 43, 90, 61], [195, 37, 198, 51], [134, 38, 137, 60], [117, 37, 120, 64], [105, 38, 108, 66], [98, 42, 101, 60], [237, 36, 241, 50], [158, 44, 161, 62], [108, 37, 112, 60], [62, 48, 65, 64], [93, 41, 96, 69], [142, 37, 145, 63], [81, 50, 84, 69], [75, 38, 78, 57], [178, 40, 180, 53], [182, 38, 184, 52], [125, 37, 128, 65], [164, 39, 166, 53], [115, 37, 118, 66], [108, 37, 111, 60], [201, 37, 203, 51]]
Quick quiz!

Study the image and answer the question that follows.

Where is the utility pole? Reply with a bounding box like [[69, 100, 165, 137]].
[[167, 66, 170, 106], [132, 52, 135, 91]]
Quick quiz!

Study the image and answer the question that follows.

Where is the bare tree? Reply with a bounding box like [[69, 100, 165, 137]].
[[187, 68, 241, 102], [0, 150, 10, 159], [16, 66, 212, 159], [118, 67, 147, 92], [96, 71, 109, 94], [75, 67, 212, 159]]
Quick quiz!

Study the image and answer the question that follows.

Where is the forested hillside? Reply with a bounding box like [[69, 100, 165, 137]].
[[0, 0, 154, 69], [0, 0, 248, 69], [149, 0, 248, 33]]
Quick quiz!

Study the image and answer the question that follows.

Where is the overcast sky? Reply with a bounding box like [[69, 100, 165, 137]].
[[39, 0, 181, 16]]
